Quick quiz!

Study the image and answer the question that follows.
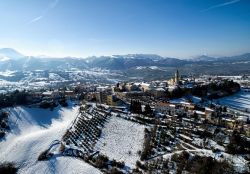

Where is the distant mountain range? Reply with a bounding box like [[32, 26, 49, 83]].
[[0, 48, 250, 77], [0, 48, 24, 60]]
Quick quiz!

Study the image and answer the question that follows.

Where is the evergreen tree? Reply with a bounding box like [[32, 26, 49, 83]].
[[130, 100, 142, 113], [144, 104, 153, 116]]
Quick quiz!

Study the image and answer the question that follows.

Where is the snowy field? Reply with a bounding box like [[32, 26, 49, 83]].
[[95, 116, 145, 169], [0, 103, 101, 174], [215, 90, 250, 110]]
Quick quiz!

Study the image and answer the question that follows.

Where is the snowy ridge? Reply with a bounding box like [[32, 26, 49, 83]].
[[0, 103, 101, 174]]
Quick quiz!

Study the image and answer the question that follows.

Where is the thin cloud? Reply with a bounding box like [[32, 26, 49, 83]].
[[28, 16, 43, 24], [201, 0, 240, 12], [28, 0, 60, 24]]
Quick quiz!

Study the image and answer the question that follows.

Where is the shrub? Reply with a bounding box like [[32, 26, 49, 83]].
[[132, 167, 143, 174], [95, 159, 106, 169], [0, 131, 5, 138], [128, 150, 132, 155], [136, 160, 141, 167], [0, 112, 9, 119], [111, 159, 117, 167], [94, 155, 109, 169], [108, 167, 123, 174], [59, 144, 65, 152], [0, 162, 18, 174], [116, 161, 125, 168], [38, 150, 52, 161], [0, 121, 10, 130], [171, 153, 179, 162], [136, 160, 146, 170]]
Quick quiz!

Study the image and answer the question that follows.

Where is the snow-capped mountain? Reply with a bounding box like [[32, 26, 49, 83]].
[[0, 48, 250, 80], [0, 48, 24, 60], [0, 48, 250, 71]]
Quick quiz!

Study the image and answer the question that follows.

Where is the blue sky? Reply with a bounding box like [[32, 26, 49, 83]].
[[0, 0, 249, 58]]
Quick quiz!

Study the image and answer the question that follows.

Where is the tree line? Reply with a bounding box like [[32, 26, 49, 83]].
[[0, 90, 29, 108]]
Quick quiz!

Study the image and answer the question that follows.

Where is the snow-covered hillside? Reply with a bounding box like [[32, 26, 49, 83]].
[[0, 103, 101, 174], [216, 90, 250, 111], [95, 116, 145, 169]]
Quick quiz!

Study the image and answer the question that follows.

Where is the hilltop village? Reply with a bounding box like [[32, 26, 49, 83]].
[[0, 71, 249, 173]]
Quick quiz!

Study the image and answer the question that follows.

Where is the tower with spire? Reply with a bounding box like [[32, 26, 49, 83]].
[[174, 69, 180, 85], [167, 69, 181, 86]]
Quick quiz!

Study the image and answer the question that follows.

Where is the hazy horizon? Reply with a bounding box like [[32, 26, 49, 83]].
[[1, 47, 250, 60]]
